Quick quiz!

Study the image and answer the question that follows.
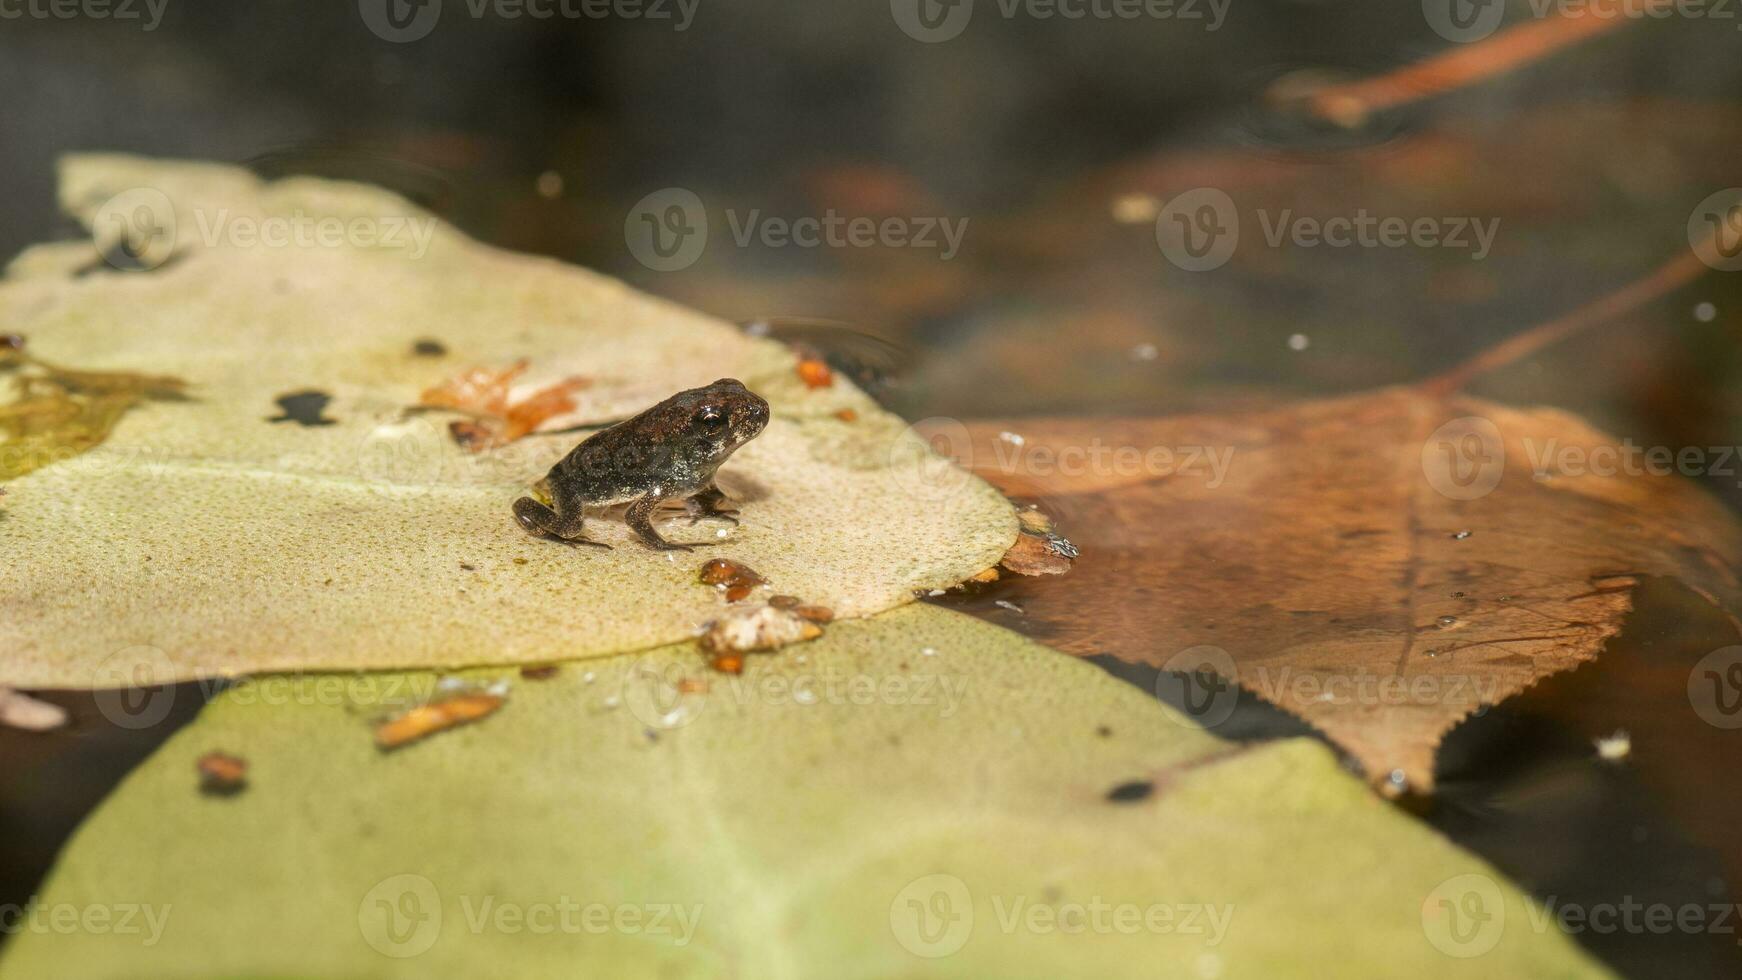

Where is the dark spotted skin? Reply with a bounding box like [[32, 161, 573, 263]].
[[512, 378, 770, 551]]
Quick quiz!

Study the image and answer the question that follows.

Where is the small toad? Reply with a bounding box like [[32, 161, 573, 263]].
[[513, 378, 770, 551]]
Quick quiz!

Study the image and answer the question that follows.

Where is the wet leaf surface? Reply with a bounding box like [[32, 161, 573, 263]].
[[0, 157, 1016, 688]]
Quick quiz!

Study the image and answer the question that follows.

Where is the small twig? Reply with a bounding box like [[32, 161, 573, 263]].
[[1296, 0, 1675, 127], [1421, 243, 1711, 398]]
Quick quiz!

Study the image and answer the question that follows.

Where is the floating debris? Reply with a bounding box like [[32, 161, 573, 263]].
[[1595, 730, 1631, 763], [196, 751, 248, 796], [699, 558, 765, 603], [1288, 333, 1310, 351], [0, 688, 68, 732], [994, 599, 1025, 614], [419, 360, 590, 451], [266, 390, 337, 427], [1110, 194, 1159, 224], [1000, 532, 1074, 577], [795, 354, 834, 389], [375, 692, 505, 750], [699, 604, 824, 669], [1106, 780, 1155, 803]]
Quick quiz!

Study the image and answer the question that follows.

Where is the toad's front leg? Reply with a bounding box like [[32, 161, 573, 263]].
[[626, 492, 718, 551], [684, 483, 740, 525]]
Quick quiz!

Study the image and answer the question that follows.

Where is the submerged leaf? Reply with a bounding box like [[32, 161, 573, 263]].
[[0, 607, 1604, 979], [948, 388, 1742, 792]]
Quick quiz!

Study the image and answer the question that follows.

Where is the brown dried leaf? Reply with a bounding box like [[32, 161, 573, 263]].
[[418, 361, 589, 451], [1000, 532, 1074, 576], [949, 388, 1742, 792]]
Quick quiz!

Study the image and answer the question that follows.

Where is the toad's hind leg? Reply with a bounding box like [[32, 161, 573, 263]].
[[513, 494, 612, 549]]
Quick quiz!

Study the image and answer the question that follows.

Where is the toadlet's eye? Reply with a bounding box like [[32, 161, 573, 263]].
[[692, 406, 727, 430]]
